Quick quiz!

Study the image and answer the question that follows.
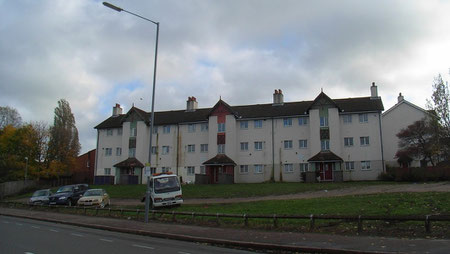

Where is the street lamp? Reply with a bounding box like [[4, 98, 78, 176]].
[[24, 157, 28, 181], [103, 2, 159, 223]]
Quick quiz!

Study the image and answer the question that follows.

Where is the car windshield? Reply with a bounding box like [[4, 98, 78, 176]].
[[56, 186, 73, 193], [32, 190, 48, 197], [83, 190, 103, 196], [154, 176, 180, 194]]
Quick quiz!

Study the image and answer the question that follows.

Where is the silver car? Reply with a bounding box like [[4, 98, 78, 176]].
[[29, 189, 52, 205]]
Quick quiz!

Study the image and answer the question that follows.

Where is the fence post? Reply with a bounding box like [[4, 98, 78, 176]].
[[136, 209, 140, 220], [244, 214, 248, 227], [425, 215, 431, 233], [309, 214, 315, 231], [108, 208, 111, 217], [357, 215, 363, 233], [216, 213, 220, 226], [191, 212, 195, 220], [172, 211, 176, 222], [273, 214, 278, 228]]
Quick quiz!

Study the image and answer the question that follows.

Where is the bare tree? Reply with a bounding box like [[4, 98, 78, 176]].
[[0, 106, 22, 130]]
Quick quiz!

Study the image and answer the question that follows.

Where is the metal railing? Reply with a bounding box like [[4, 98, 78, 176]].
[[1, 201, 449, 234]]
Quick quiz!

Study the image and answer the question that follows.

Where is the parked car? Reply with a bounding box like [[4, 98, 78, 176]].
[[49, 184, 88, 206], [29, 189, 52, 205], [77, 189, 110, 208]]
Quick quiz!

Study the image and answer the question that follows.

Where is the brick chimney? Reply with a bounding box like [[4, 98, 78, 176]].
[[398, 93, 404, 103], [273, 89, 284, 106], [370, 82, 378, 98], [186, 96, 198, 112], [112, 103, 123, 116]]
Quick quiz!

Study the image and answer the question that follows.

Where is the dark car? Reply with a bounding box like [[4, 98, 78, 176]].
[[49, 184, 88, 206], [29, 189, 52, 205]]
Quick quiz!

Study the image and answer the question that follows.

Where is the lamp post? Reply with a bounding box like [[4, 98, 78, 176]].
[[103, 2, 159, 223], [24, 157, 28, 181]]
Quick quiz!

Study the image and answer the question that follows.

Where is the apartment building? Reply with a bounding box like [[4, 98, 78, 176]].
[[94, 83, 384, 184]]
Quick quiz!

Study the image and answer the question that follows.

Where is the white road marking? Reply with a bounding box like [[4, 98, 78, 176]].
[[31, 226, 40, 229], [100, 239, 113, 242], [71, 233, 83, 237], [178, 252, 191, 254], [49, 229, 59, 232], [25, 252, 35, 254], [132, 244, 155, 250]]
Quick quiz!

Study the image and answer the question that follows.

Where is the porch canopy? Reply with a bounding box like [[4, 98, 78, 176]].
[[202, 154, 236, 166], [308, 150, 343, 163], [113, 157, 145, 168]]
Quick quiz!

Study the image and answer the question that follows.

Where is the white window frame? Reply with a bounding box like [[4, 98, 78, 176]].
[[105, 148, 112, 156], [104, 168, 111, 175], [284, 140, 293, 150], [359, 113, 368, 123], [240, 142, 249, 151], [300, 163, 308, 172], [163, 125, 171, 134], [360, 136, 370, 146], [321, 140, 330, 151], [298, 117, 308, 126], [187, 166, 195, 175], [218, 144, 225, 154], [200, 166, 206, 175], [116, 147, 122, 156], [128, 148, 136, 158], [299, 139, 308, 149], [201, 123, 208, 132], [106, 129, 113, 136], [187, 144, 195, 153], [188, 124, 196, 133], [162, 146, 169, 155], [361, 161, 371, 170], [240, 121, 248, 129], [162, 167, 171, 173], [343, 115, 352, 124], [283, 118, 292, 127], [200, 144, 208, 153], [130, 127, 137, 137], [240, 165, 249, 174], [254, 164, 263, 174], [254, 120, 263, 129], [284, 163, 294, 173], [345, 161, 355, 170], [254, 141, 263, 151], [218, 123, 226, 132], [344, 137, 354, 147], [151, 146, 158, 154], [117, 128, 123, 136], [320, 116, 329, 127]]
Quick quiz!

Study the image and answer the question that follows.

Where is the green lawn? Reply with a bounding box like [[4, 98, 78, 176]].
[[92, 181, 397, 199], [170, 192, 450, 216]]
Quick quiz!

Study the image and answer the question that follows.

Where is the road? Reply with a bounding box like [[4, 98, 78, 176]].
[[0, 215, 255, 254]]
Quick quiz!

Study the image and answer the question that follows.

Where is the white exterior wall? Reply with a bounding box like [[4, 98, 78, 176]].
[[178, 123, 209, 183], [382, 102, 428, 167]]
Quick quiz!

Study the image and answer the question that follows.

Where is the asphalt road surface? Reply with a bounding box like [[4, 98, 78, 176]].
[[0, 215, 256, 254]]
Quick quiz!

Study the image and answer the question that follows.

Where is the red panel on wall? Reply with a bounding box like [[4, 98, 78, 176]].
[[211, 104, 230, 123], [217, 133, 225, 144]]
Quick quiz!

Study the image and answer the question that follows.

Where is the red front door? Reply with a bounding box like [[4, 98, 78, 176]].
[[319, 163, 333, 181]]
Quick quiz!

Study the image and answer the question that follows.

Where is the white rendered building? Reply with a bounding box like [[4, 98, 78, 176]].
[[95, 84, 385, 184], [382, 93, 433, 168]]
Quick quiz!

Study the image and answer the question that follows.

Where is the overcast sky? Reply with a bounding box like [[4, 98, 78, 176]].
[[1, 0, 450, 154]]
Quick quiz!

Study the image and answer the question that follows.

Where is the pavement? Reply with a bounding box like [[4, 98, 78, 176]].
[[1, 206, 449, 254]]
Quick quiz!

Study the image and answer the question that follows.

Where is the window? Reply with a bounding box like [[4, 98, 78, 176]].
[[254, 120, 263, 128], [201, 123, 208, 132], [150, 167, 156, 174], [321, 140, 330, 151], [344, 137, 354, 147], [104, 168, 111, 175], [162, 146, 169, 155], [187, 166, 195, 175], [240, 121, 248, 129], [240, 165, 249, 174], [188, 124, 196, 133], [162, 167, 170, 173], [284, 164, 294, 173], [320, 116, 329, 127], [361, 161, 371, 170], [163, 125, 171, 134], [345, 161, 355, 170], [106, 129, 113, 136], [240, 142, 249, 151], [300, 163, 308, 172], [218, 144, 225, 154], [128, 148, 136, 158], [200, 144, 208, 153], [151, 146, 158, 154], [298, 117, 308, 126], [200, 166, 206, 175], [359, 113, 368, 123], [117, 128, 123, 136], [152, 126, 158, 134], [130, 127, 137, 137], [299, 139, 308, 149], [254, 141, 263, 151], [360, 136, 370, 146], [283, 118, 292, 127], [218, 123, 225, 132], [105, 148, 112, 156], [187, 144, 195, 153], [116, 147, 122, 156], [343, 115, 352, 124], [284, 140, 293, 149], [254, 164, 263, 174]]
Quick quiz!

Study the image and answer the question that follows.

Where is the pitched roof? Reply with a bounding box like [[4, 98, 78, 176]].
[[95, 96, 384, 129], [113, 157, 144, 168], [308, 150, 343, 162], [382, 99, 433, 118], [203, 154, 237, 166]]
